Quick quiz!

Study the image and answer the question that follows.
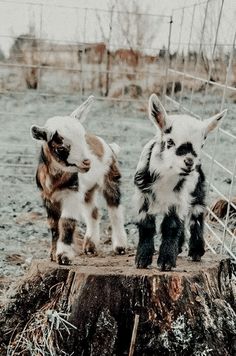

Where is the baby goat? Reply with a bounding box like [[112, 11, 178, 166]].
[[134, 93, 226, 271], [31, 96, 127, 265]]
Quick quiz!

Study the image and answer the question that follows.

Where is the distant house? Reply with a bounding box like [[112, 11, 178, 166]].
[[9, 37, 107, 68], [78, 43, 106, 64], [141, 54, 157, 64], [113, 49, 140, 67]]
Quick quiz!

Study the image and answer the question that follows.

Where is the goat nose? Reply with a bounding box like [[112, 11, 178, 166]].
[[184, 158, 193, 167], [83, 159, 91, 167]]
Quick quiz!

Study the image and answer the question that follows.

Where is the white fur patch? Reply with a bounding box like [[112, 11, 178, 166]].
[[82, 198, 100, 246], [108, 205, 127, 250], [59, 192, 81, 220], [56, 241, 75, 259], [191, 204, 205, 216]]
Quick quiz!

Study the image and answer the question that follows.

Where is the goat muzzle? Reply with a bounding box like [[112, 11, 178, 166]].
[[78, 159, 91, 173]]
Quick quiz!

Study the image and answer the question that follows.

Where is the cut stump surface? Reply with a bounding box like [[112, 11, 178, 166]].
[[1, 253, 236, 355]]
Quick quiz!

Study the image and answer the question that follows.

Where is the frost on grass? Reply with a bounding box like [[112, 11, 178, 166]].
[[7, 302, 76, 356]]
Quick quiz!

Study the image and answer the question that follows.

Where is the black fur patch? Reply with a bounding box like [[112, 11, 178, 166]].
[[60, 173, 79, 191], [179, 172, 190, 177], [151, 101, 160, 119], [176, 142, 197, 157], [44, 199, 61, 220], [160, 141, 165, 153], [167, 139, 175, 149], [158, 207, 185, 271], [188, 212, 205, 260], [60, 218, 76, 245], [138, 196, 149, 214], [134, 170, 159, 193], [164, 126, 172, 134], [160, 207, 182, 235], [191, 165, 206, 206], [52, 131, 63, 144], [48, 132, 72, 166], [173, 178, 185, 192], [32, 126, 47, 141], [53, 146, 70, 163], [136, 214, 156, 268], [134, 142, 159, 193]]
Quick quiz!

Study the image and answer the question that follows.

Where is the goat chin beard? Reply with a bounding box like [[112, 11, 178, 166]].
[[166, 166, 193, 177]]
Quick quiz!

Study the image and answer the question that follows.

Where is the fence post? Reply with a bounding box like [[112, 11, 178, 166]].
[[162, 15, 173, 105]]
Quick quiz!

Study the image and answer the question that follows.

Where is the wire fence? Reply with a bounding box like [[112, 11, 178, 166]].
[[165, 0, 236, 257], [0, 0, 235, 259]]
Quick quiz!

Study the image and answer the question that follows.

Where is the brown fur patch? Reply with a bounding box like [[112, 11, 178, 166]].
[[86, 134, 104, 160], [84, 184, 98, 203], [47, 217, 59, 230], [59, 218, 76, 244], [92, 207, 99, 220], [83, 238, 96, 254], [37, 146, 78, 202], [50, 241, 57, 262], [106, 158, 121, 181], [103, 158, 121, 207]]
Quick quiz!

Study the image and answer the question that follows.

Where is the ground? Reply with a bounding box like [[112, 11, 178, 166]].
[[0, 89, 235, 305]]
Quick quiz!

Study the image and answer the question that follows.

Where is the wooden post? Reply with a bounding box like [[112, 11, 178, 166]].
[[1, 254, 236, 355]]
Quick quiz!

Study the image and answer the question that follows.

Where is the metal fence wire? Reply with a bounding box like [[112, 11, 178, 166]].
[[0, 0, 235, 259]]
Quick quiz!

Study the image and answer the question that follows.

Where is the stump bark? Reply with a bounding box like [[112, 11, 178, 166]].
[[1, 254, 236, 356]]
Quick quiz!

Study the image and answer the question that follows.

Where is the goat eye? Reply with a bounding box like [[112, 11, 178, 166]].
[[55, 147, 65, 153], [167, 139, 175, 148], [55, 146, 68, 156]]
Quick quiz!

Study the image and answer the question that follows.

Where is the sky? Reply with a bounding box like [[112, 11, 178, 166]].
[[0, 0, 235, 56]]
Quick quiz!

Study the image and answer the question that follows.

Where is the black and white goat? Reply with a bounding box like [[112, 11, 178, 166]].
[[134, 93, 227, 271], [31, 96, 127, 265]]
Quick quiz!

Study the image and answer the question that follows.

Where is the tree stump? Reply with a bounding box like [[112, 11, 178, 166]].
[[1, 254, 236, 356]]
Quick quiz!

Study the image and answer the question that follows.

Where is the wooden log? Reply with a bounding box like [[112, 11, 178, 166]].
[[1, 253, 236, 355]]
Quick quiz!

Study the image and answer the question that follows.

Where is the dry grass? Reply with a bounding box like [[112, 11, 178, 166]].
[[7, 282, 76, 356]]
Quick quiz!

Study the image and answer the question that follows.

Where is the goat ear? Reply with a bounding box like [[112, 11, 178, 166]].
[[30, 125, 48, 141], [71, 95, 94, 123], [204, 109, 227, 135], [148, 94, 168, 130]]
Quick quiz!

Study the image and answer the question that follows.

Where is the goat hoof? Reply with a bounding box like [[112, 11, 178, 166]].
[[157, 255, 176, 271], [191, 254, 202, 262], [135, 252, 153, 269], [50, 250, 56, 262], [159, 262, 174, 271], [188, 248, 204, 262], [135, 244, 154, 268], [83, 239, 96, 255], [114, 246, 126, 255], [56, 254, 72, 265]]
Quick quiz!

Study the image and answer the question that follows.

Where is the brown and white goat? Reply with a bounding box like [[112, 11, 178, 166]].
[[31, 96, 127, 265]]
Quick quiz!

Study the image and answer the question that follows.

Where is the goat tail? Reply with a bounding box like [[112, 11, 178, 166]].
[[109, 142, 121, 156]]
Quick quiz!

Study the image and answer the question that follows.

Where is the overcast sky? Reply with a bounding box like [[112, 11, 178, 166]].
[[0, 0, 235, 55]]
